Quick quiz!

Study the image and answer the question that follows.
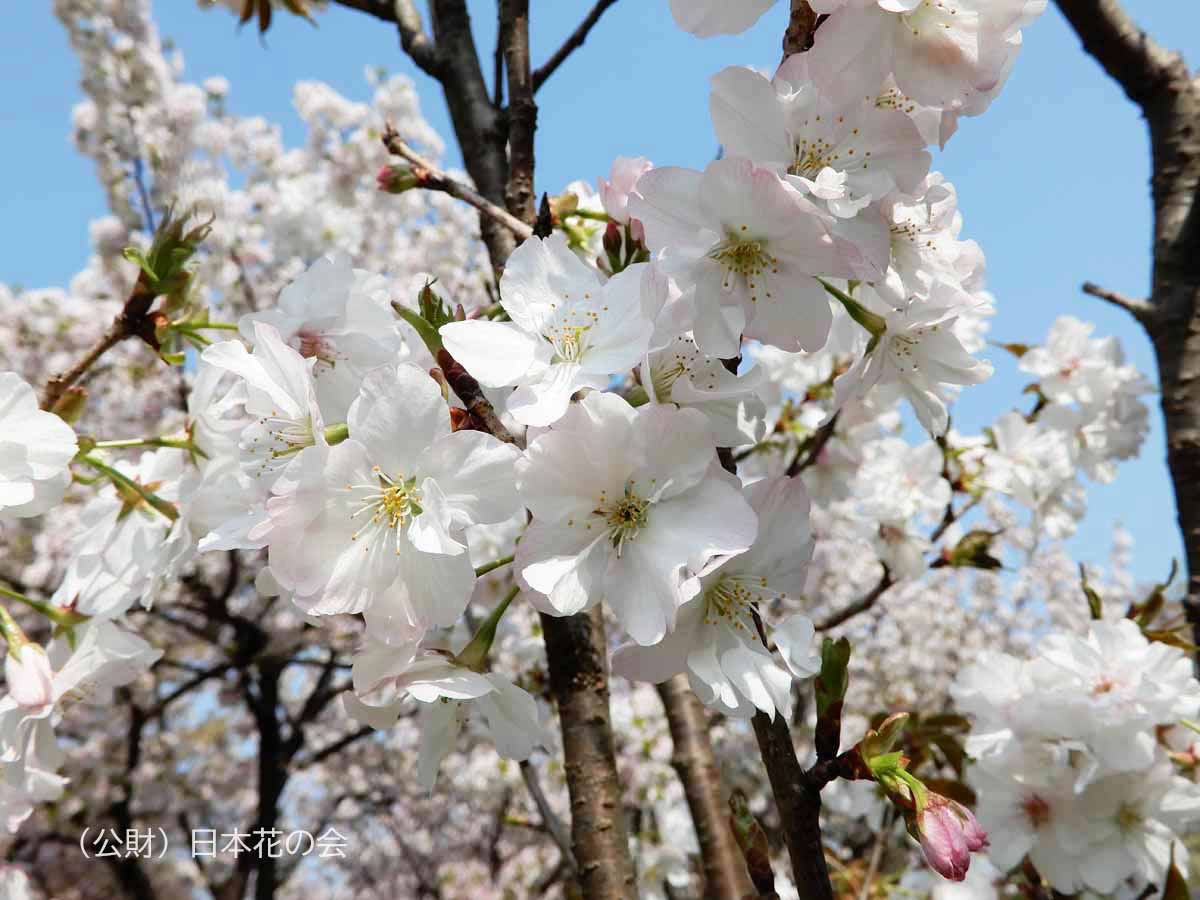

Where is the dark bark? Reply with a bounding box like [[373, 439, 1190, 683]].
[[499, 0, 537, 226], [1055, 0, 1200, 646], [657, 676, 752, 900], [105, 694, 159, 900], [750, 714, 834, 900], [427, 0, 515, 274], [540, 609, 637, 900]]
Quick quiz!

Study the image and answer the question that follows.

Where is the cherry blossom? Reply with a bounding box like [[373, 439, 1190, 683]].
[[0, 373, 78, 521], [440, 233, 663, 426]]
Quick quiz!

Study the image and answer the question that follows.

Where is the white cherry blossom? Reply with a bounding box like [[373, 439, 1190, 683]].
[[515, 391, 757, 645], [630, 157, 857, 357], [0, 373, 78, 521], [440, 233, 663, 427], [261, 364, 520, 641]]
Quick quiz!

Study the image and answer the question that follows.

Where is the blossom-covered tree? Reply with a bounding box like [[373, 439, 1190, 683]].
[[1, 1, 1197, 899]]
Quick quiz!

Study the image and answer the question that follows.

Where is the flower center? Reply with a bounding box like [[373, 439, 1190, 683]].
[[710, 232, 779, 303], [789, 136, 837, 179], [295, 329, 339, 369], [548, 323, 590, 363], [1021, 793, 1050, 829], [1115, 802, 1143, 833], [350, 467, 424, 548], [703, 577, 759, 636], [598, 486, 650, 556]]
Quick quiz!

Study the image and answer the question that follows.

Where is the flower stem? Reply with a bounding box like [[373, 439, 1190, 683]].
[[819, 278, 887, 340], [474, 554, 514, 578], [93, 436, 203, 456], [78, 454, 179, 522], [455, 585, 519, 671], [0, 585, 88, 629]]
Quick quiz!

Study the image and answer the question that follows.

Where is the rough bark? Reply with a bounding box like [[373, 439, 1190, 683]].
[[499, 0, 537, 225], [1055, 1, 1200, 644], [657, 676, 752, 900], [540, 609, 638, 899], [427, 0, 515, 274]]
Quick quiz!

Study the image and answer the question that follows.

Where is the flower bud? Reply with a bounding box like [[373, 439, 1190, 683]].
[[916, 794, 987, 881], [376, 164, 420, 194], [5, 643, 54, 710], [602, 221, 623, 259]]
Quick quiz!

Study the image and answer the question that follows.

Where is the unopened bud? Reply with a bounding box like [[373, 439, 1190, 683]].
[[914, 794, 988, 882], [602, 220, 622, 257], [376, 163, 420, 194]]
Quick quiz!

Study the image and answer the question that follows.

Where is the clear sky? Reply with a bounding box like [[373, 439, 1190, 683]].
[[3, 1, 1198, 584]]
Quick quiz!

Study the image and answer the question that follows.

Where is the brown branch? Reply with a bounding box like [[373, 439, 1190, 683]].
[[658, 676, 752, 899], [814, 568, 894, 632], [539, 609, 637, 899], [393, 0, 442, 77], [1082, 280, 1154, 322], [782, 0, 819, 58], [41, 319, 128, 411], [786, 412, 839, 477], [327, 0, 442, 76], [500, 0, 537, 225], [381, 124, 533, 241], [41, 269, 166, 410], [1053, 0, 1182, 107], [428, 0, 517, 275], [531, 0, 621, 92], [750, 713, 834, 900]]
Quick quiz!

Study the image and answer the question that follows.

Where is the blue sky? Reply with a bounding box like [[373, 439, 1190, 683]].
[[3, 1, 1197, 583]]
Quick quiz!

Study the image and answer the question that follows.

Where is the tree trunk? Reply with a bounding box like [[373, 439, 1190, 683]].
[[1055, 0, 1200, 644]]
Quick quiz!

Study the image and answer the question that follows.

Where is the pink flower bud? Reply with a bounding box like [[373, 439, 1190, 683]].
[[5, 644, 54, 710], [376, 164, 419, 194], [917, 795, 987, 881], [598, 156, 653, 223]]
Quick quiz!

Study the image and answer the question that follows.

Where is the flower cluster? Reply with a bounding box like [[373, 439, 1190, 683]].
[[953, 619, 1200, 894]]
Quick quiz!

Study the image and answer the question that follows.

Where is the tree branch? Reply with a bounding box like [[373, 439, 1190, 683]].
[[782, 0, 820, 58], [428, 0, 516, 274], [381, 124, 533, 241], [539, 609, 637, 899], [750, 712, 834, 900], [1082, 280, 1155, 322], [500, 0, 537, 225], [381, 126, 532, 243], [1053, 0, 1182, 106], [393, 0, 442, 77], [519, 759, 578, 878], [658, 676, 751, 899], [814, 568, 894, 632], [531, 0, 621, 92]]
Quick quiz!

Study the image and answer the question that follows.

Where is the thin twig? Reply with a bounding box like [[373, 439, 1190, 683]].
[[520, 759, 578, 876], [815, 568, 894, 631], [381, 124, 533, 241], [531, 0, 621, 92], [786, 413, 840, 477], [1081, 280, 1154, 322]]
